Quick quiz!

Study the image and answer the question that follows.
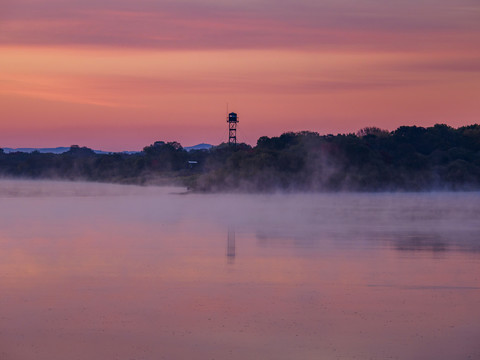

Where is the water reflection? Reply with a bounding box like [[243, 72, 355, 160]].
[[227, 227, 236, 263], [255, 230, 480, 254], [0, 181, 480, 360], [393, 234, 448, 252]]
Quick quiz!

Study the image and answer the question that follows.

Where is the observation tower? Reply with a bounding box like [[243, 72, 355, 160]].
[[227, 112, 239, 146]]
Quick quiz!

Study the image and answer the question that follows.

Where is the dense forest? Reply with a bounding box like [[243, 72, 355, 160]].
[[1, 124, 480, 192]]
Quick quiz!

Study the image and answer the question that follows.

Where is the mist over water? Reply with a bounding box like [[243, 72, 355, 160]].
[[1, 180, 479, 359]]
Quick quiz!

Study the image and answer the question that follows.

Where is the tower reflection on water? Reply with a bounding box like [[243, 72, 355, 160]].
[[227, 227, 235, 263]]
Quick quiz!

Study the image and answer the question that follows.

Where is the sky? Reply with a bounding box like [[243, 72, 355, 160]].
[[1, 0, 479, 151]]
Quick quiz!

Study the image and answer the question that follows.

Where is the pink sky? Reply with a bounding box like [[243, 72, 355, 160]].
[[1, 0, 479, 151]]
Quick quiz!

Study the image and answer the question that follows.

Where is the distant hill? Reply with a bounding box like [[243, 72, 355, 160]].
[[3, 147, 72, 154], [2, 143, 213, 154], [184, 143, 213, 151], [2, 147, 114, 154]]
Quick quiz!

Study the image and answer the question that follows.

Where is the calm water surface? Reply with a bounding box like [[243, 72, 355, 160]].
[[0, 180, 479, 359]]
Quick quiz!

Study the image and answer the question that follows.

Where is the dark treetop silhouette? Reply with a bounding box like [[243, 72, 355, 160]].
[[1, 124, 480, 192]]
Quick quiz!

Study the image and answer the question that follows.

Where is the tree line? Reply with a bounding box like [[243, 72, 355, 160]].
[[1, 124, 480, 191]]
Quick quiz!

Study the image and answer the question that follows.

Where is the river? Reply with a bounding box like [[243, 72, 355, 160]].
[[0, 180, 479, 359]]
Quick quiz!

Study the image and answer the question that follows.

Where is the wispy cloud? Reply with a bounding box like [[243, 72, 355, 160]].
[[1, 0, 479, 51], [0, 73, 131, 107], [391, 58, 480, 73]]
